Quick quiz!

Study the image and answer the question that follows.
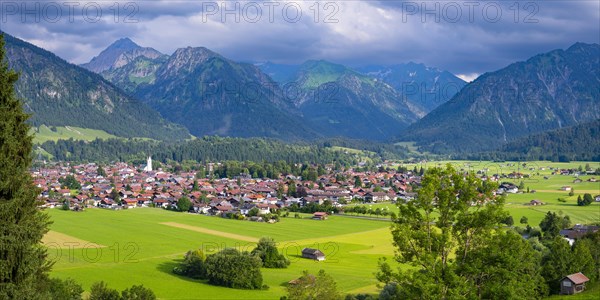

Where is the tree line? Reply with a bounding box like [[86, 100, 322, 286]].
[[38, 136, 414, 165]]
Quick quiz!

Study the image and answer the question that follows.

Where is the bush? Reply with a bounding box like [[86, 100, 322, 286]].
[[46, 277, 83, 300], [205, 248, 263, 289], [173, 249, 207, 279], [177, 196, 192, 212], [251, 237, 290, 268], [89, 282, 120, 300], [121, 285, 156, 300]]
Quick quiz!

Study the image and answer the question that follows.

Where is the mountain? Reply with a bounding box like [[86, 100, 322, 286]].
[[399, 42, 600, 153], [2, 32, 190, 141], [258, 60, 424, 140], [92, 38, 423, 141], [81, 38, 164, 73], [132, 47, 319, 140], [498, 119, 600, 161], [101, 54, 168, 94], [255, 62, 300, 84], [356, 63, 466, 112]]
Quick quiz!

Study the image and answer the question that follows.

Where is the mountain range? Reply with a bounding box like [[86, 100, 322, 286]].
[[399, 42, 600, 153], [4, 30, 598, 154], [92, 39, 458, 140], [1, 32, 190, 141]]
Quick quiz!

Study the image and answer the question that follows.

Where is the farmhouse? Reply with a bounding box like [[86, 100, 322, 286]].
[[312, 212, 328, 220], [498, 183, 518, 194], [529, 199, 544, 206], [364, 192, 389, 202], [560, 272, 589, 295], [302, 248, 325, 261], [560, 225, 600, 240]]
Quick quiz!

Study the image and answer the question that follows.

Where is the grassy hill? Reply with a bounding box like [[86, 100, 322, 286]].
[[31, 125, 119, 144]]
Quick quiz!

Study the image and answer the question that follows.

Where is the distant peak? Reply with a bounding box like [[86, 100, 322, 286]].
[[567, 42, 599, 52], [107, 37, 140, 50], [174, 46, 216, 55]]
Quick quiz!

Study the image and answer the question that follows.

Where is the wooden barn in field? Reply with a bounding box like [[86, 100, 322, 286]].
[[302, 248, 325, 261], [560, 272, 589, 295], [312, 212, 328, 220]]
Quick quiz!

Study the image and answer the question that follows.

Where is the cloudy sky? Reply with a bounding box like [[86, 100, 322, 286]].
[[1, 0, 598, 80]]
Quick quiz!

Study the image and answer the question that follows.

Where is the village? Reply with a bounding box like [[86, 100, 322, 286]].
[[32, 158, 600, 220], [32, 157, 422, 218]]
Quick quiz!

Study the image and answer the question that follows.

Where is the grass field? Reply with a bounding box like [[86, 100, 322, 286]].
[[396, 161, 600, 225], [32, 125, 119, 144], [47, 208, 394, 299]]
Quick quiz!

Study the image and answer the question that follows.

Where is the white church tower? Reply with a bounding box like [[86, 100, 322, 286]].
[[143, 156, 152, 172]]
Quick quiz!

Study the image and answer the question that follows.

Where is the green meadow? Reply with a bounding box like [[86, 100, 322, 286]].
[[32, 125, 118, 144], [46, 209, 395, 299], [398, 161, 600, 225]]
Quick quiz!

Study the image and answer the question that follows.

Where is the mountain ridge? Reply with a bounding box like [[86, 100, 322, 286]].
[[2, 32, 191, 141], [398, 42, 600, 153]]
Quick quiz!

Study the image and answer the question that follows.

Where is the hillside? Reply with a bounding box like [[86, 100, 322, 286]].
[[2, 32, 190, 141], [356, 62, 466, 112], [132, 47, 319, 140], [260, 60, 424, 140], [399, 42, 600, 153], [499, 119, 600, 161]]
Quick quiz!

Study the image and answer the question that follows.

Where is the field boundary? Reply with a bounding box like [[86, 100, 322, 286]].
[[160, 222, 259, 243], [42, 230, 105, 248]]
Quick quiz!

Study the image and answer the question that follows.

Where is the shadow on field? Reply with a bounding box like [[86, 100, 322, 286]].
[[156, 259, 204, 283]]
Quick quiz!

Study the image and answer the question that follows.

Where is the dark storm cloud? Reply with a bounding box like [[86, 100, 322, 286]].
[[1, 0, 598, 76]]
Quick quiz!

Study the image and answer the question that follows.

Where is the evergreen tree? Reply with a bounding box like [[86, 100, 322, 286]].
[[0, 34, 53, 299]]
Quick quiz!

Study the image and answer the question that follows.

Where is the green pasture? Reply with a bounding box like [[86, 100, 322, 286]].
[[46, 208, 394, 299], [31, 125, 118, 143]]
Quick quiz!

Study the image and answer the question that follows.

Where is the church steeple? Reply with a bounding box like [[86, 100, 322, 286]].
[[144, 156, 152, 172]]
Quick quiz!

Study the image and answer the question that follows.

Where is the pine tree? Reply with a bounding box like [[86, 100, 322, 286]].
[[0, 34, 52, 298]]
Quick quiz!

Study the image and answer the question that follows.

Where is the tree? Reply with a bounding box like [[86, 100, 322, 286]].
[[539, 211, 569, 239], [583, 193, 594, 206], [285, 270, 341, 300], [97, 165, 106, 177], [0, 34, 53, 299], [45, 277, 83, 300], [457, 230, 547, 299], [520, 216, 529, 224], [577, 195, 584, 206], [58, 175, 81, 190], [571, 239, 597, 282], [251, 237, 290, 268], [354, 176, 362, 188], [502, 215, 515, 226], [248, 207, 260, 217], [177, 197, 192, 212], [541, 237, 575, 293], [191, 180, 199, 192], [287, 181, 296, 197], [120, 285, 156, 300], [173, 249, 206, 279], [88, 281, 120, 300], [379, 164, 507, 299], [204, 248, 263, 289]]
